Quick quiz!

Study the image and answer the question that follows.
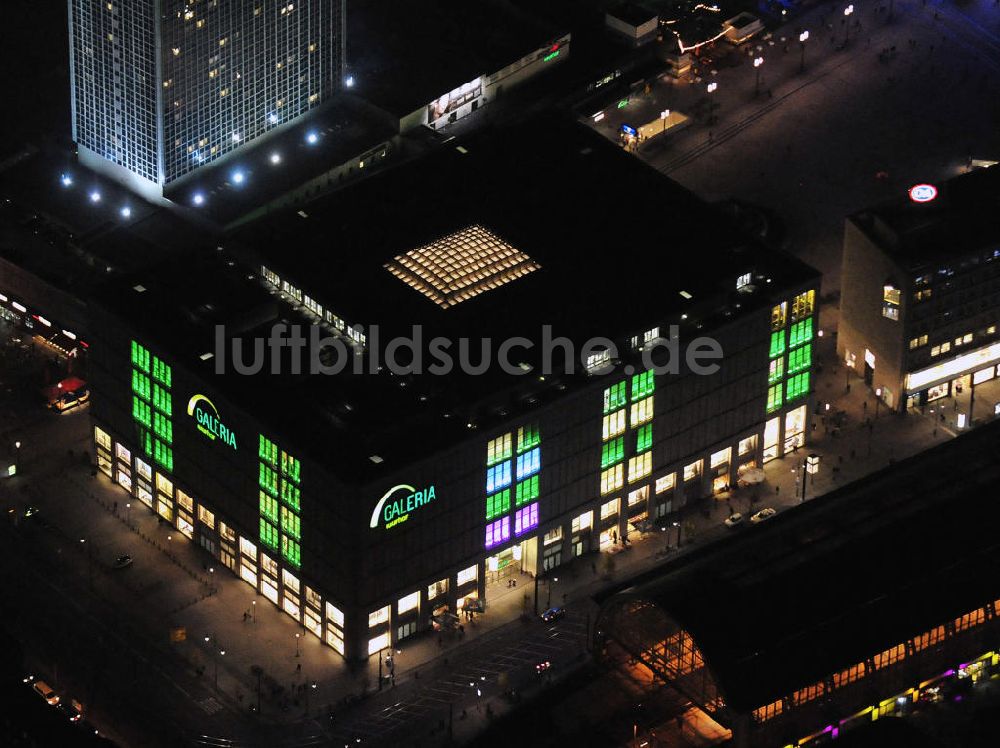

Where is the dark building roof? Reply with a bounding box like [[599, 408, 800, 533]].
[[596, 418, 1000, 712], [607, 3, 659, 27], [850, 165, 1000, 268], [91, 114, 818, 482], [350, 0, 564, 116]]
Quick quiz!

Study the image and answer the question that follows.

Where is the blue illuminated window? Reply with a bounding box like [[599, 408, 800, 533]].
[[486, 462, 511, 493], [516, 448, 540, 480]]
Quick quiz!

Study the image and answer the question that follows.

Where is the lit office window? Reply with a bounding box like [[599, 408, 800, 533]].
[[683, 460, 702, 482], [791, 290, 815, 321], [486, 462, 512, 493], [516, 423, 540, 453], [771, 302, 787, 330], [198, 505, 215, 528], [602, 410, 626, 440], [486, 434, 511, 465], [397, 591, 420, 615], [786, 372, 810, 402], [882, 285, 901, 321], [790, 318, 814, 348], [457, 565, 478, 586], [711, 448, 731, 469], [281, 506, 301, 539], [260, 518, 279, 549], [368, 606, 390, 627], [627, 452, 652, 483], [486, 489, 511, 521], [259, 435, 278, 465], [485, 517, 510, 549], [603, 381, 627, 414], [516, 447, 540, 479], [514, 503, 539, 536], [601, 437, 625, 468], [788, 344, 812, 374], [630, 370, 655, 401], [368, 633, 390, 655], [769, 330, 786, 358], [515, 475, 539, 506], [601, 498, 620, 520], [655, 473, 676, 494], [629, 397, 654, 427], [767, 384, 783, 413], [601, 464, 624, 495], [572, 511, 593, 532], [768, 357, 784, 384], [636, 424, 652, 453], [281, 535, 301, 568]]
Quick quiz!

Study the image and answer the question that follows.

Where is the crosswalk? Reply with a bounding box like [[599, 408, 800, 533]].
[[327, 615, 586, 744]]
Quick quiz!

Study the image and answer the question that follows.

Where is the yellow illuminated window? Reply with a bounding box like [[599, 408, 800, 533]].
[[600, 464, 624, 495], [629, 396, 654, 427], [628, 452, 652, 482], [602, 410, 626, 440]]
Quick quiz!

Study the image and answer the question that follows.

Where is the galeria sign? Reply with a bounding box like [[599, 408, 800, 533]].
[[370, 484, 437, 529], [186, 394, 238, 450]]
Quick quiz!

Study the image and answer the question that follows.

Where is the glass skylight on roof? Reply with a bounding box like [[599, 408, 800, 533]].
[[384, 225, 540, 309]]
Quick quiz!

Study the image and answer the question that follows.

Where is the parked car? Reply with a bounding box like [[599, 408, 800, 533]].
[[52, 388, 90, 412], [724, 513, 744, 528], [57, 698, 83, 722], [32, 680, 59, 705], [540, 606, 565, 624], [750, 507, 777, 524], [112, 554, 133, 569]]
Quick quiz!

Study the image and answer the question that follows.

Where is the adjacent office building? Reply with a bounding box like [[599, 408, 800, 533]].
[[839, 167, 1000, 412], [87, 117, 819, 661], [68, 0, 345, 200]]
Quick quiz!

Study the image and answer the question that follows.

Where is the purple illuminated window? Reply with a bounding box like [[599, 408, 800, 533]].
[[485, 517, 510, 549], [514, 502, 539, 536]]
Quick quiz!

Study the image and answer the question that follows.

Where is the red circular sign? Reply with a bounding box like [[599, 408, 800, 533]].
[[909, 184, 938, 203]]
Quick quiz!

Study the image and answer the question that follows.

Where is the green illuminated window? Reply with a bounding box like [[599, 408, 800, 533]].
[[131, 341, 150, 372], [786, 372, 810, 401], [282, 535, 301, 568], [636, 424, 652, 453], [153, 439, 173, 471], [603, 381, 627, 414], [769, 330, 786, 358], [281, 451, 301, 483], [152, 384, 172, 417], [768, 357, 784, 384], [260, 518, 279, 550], [601, 437, 624, 468], [151, 356, 172, 387], [137, 429, 152, 457], [132, 396, 151, 427], [280, 481, 301, 512], [258, 435, 278, 466], [259, 464, 278, 496], [486, 489, 511, 520], [132, 370, 151, 400], [766, 384, 783, 413], [788, 343, 812, 375], [516, 423, 540, 453], [515, 475, 539, 506], [260, 491, 279, 523], [630, 370, 655, 401], [789, 318, 814, 348], [152, 411, 173, 444], [281, 506, 301, 539]]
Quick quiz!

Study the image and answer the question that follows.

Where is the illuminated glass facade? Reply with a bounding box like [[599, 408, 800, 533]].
[[130, 340, 173, 471], [485, 424, 541, 549], [600, 371, 656, 496], [767, 290, 815, 414], [259, 434, 302, 569], [69, 0, 345, 188]]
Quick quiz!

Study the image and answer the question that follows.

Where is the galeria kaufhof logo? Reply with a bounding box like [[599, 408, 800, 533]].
[[370, 484, 437, 530], [187, 394, 238, 450]]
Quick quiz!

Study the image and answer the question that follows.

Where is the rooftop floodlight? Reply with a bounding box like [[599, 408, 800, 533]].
[[270, 152, 282, 165], [120, 206, 132, 218], [60, 173, 73, 187], [89, 190, 101, 203], [345, 75, 355, 88], [306, 130, 319, 145], [192, 192, 206, 206], [231, 169, 245, 185]]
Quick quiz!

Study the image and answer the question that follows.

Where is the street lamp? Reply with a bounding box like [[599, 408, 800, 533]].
[[125, 501, 131, 526], [547, 576, 559, 609], [753, 56, 764, 96], [843, 5, 854, 44], [799, 30, 809, 72], [706, 81, 718, 125], [874, 387, 883, 420], [295, 632, 301, 657], [251, 599, 256, 623], [801, 453, 820, 501], [216, 649, 225, 688], [13, 440, 20, 475], [673, 521, 682, 549]]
